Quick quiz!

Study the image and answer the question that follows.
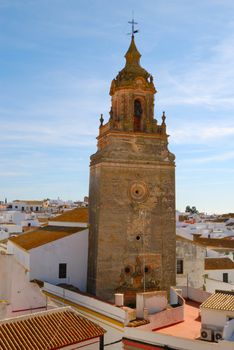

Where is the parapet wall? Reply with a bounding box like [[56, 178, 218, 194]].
[[178, 286, 211, 303], [137, 287, 185, 331]]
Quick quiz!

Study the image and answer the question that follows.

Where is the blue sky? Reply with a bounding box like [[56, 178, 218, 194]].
[[0, 0, 234, 213]]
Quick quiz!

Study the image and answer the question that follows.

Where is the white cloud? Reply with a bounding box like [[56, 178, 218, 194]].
[[191, 150, 234, 164], [0, 76, 110, 147], [157, 30, 234, 109], [170, 124, 234, 145], [0, 171, 28, 177], [0, 121, 96, 147]]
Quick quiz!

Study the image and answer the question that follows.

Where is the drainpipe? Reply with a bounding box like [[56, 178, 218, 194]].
[[187, 273, 189, 299]]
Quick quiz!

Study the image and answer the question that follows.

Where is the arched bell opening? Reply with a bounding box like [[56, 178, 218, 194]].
[[134, 99, 143, 132]]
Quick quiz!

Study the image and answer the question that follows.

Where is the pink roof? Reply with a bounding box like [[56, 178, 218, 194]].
[[155, 300, 201, 340]]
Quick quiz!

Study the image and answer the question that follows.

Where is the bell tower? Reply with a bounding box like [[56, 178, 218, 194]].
[[87, 34, 176, 303]]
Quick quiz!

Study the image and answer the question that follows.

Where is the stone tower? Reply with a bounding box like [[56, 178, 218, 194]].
[[87, 35, 176, 302]]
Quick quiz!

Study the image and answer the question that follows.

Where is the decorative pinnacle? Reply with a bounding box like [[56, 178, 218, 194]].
[[99, 114, 104, 127], [162, 111, 166, 124]]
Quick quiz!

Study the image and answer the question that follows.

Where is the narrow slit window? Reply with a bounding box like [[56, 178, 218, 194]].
[[176, 259, 183, 274], [223, 273, 228, 283], [59, 263, 67, 279]]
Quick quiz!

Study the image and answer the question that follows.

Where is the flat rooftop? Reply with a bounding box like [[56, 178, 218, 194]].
[[155, 300, 201, 340]]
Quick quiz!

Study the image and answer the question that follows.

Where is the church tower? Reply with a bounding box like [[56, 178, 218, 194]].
[[87, 34, 176, 302]]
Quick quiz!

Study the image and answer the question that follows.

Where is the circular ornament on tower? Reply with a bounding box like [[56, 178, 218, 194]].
[[128, 181, 149, 203]]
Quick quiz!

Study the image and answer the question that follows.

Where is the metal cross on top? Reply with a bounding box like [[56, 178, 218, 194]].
[[128, 16, 139, 37]]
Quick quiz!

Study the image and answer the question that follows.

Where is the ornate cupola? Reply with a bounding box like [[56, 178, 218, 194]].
[[111, 35, 155, 92], [108, 35, 157, 133]]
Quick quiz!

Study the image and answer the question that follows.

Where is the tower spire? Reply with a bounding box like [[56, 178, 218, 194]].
[[125, 35, 141, 66]]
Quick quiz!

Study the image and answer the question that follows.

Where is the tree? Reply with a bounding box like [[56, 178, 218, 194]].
[[185, 205, 199, 214]]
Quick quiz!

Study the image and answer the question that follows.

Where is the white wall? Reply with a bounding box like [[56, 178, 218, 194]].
[[63, 338, 102, 349], [178, 286, 211, 303], [0, 211, 26, 225], [139, 305, 184, 332], [201, 308, 234, 329], [21, 219, 40, 227], [0, 230, 10, 240], [176, 239, 206, 289], [0, 254, 13, 318], [11, 203, 43, 212], [136, 291, 167, 318], [30, 229, 89, 291], [0, 254, 46, 319], [204, 277, 234, 293], [124, 327, 234, 350], [43, 282, 128, 325], [7, 241, 30, 271], [0, 224, 22, 235], [205, 269, 234, 284], [10, 264, 46, 317]]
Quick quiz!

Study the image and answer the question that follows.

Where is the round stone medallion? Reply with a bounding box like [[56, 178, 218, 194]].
[[129, 181, 149, 202]]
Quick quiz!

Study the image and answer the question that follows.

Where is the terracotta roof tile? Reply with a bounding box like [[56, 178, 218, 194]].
[[205, 257, 234, 270], [193, 236, 234, 249], [200, 291, 234, 311], [13, 200, 44, 205], [51, 208, 88, 223], [176, 235, 205, 247], [0, 307, 105, 350], [38, 218, 49, 223], [9, 226, 86, 251]]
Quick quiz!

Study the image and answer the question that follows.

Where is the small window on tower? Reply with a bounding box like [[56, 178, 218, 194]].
[[59, 263, 67, 279], [176, 259, 184, 274]]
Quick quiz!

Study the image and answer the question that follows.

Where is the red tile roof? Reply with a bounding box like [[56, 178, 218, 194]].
[[0, 307, 105, 350]]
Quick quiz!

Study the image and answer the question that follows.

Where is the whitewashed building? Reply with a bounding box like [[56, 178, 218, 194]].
[[0, 211, 39, 240], [200, 290, 234, 342], [10, 200, 47, 212], [7, 225, 89, 291], [205, 257, 234, 284], [176, 235, 206, 289], [0, 253, 46, 319], [204, 257, 234, 293]]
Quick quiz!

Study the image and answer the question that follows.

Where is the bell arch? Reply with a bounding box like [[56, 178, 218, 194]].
[[134, 99, 143, 132]]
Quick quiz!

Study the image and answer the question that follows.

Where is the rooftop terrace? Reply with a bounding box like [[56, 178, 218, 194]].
[[155, 300, 201, 340]]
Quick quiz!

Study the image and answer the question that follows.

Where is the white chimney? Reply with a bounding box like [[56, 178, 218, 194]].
[[115, 293, 124, 306]]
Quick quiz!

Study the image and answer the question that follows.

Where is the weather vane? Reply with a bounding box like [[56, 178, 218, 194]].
[[128, 13, 139, 37]]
